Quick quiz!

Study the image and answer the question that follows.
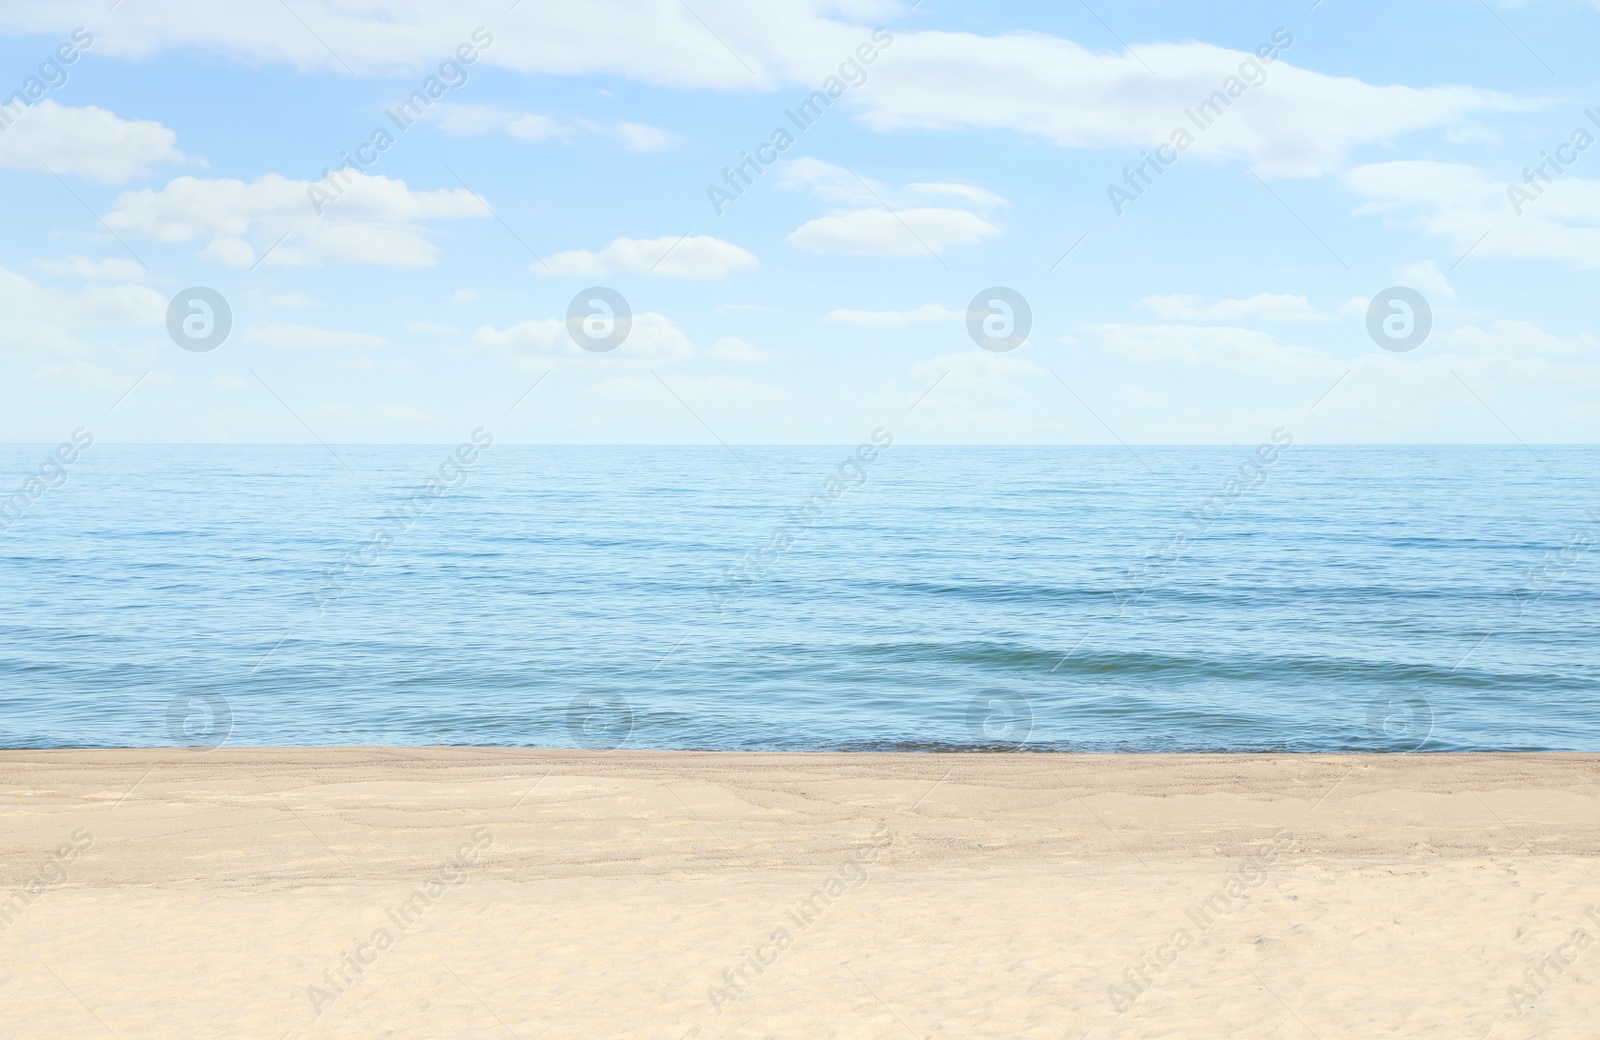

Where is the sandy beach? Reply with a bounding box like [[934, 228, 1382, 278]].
[[1, 750, 1597, 1038]]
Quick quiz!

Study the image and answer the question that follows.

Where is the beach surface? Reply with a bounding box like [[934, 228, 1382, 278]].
[[2, 750, 1597, 1038]]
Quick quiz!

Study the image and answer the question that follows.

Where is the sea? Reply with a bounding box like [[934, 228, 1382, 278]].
[[2, 443, 1597, 752]]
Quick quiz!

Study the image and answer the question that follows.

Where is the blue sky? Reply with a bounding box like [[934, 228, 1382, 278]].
[[2, 0, 1598, 444]]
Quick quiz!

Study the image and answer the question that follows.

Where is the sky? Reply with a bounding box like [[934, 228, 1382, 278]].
[[1, 0, 1598, 444]]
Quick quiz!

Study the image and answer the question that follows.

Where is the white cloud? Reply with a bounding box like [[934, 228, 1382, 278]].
[[709, 336, 770, 363], [1347, 160, 1502, 216], [778, 158, 1005, 210], [0, 1, 815, 86], [912, 348, 1045, 388], [1135, 293, 1330, 323], [1049, 321, 1600, 442], [1298, 344, 1600, 443], [1394, 259, 1456, 303], [826, 303, 960, 326], [243, 324, 388, 349], [1346, 160, 1600, 269], [788, 208, 999, 256], [0, 8, 1527, 177], [103, 171, 487, 268], [0, 265, 165, 355], [75, 283, 168, 325], [427, 105, 678, 151], [473, 311, 693, 363], [1435, 319, 1600, 358], [1030, 329, 1600, 443], [617, 122, 678, 150], [474, 318, 565, 355], [906, 181, 1009, 209], [428, 102, 563, 141], [1084, 323, 1341, 379], [267, 292, 313, 308], [36, 359, 118, 388], [853, 34, 1533, 177], [29, 255, 148, 280], [538, 235, 758, 279], [453, 289, 480, 302], [901, 349, 1055, 441], [780, 159, 1004, 256], [0, 100, 183, 182]]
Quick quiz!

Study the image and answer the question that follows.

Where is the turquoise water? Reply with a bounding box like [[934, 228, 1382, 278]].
[[2, 444, 1597, 751]]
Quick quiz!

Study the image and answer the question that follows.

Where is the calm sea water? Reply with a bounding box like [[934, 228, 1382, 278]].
[[2, 444, 1597, 752]]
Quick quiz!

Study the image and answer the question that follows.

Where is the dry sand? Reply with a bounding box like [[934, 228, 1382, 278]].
[[1, 749, 1598, 1038]]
